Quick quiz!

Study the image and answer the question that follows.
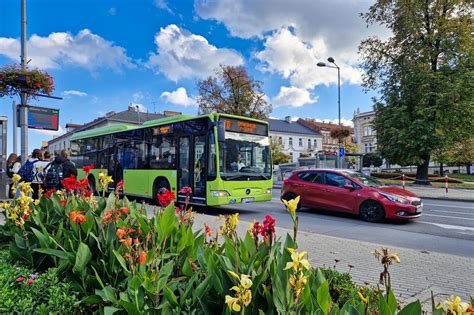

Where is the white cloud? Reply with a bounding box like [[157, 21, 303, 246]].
[[160, 87, 195, 106], [146, 24, 244, 81], [62, 90, 87, 97], [0, 29, 133, 71], [108, 7, 117, 16], [272, 86, 318, 107], [256, 28, 363, 89], [132, 91, 145, 102], [154, 0, 173, 14], [195, 0, 388, 63]]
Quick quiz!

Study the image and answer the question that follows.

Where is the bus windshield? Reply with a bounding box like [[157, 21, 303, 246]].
[[219, 131, 271, 180]]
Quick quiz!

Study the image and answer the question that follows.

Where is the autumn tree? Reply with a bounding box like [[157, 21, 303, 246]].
[[359, 0, 474, 184], [197, 65, 272, 120], [271, 140, 291, 165]]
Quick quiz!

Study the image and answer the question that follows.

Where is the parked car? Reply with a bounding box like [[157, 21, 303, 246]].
[[280, 169, 422, 222]]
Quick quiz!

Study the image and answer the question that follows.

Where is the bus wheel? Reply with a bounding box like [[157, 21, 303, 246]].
[[153, 178, 171, 202], [88, 175, 97, 195]]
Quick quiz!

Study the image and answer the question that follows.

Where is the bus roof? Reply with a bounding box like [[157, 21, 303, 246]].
[[70, 113, 268, 140]]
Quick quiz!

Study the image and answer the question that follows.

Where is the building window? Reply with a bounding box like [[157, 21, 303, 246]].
[[299, 138, 303, 146], [313, 139, 317, 148], [289, 137, 293, 146], [322, 135, 325, 144], [308, 139, 311, 149], [369, 143, 373, 152], [278, 136, 282, 144], [364, 143, 368, 153]]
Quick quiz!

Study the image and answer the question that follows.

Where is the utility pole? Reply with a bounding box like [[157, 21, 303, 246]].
[[12, 101, 17, 154], [20, 0, 28, 163]]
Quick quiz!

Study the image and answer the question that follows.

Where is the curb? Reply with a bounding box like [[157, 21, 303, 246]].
[[272, 185, 474, 202]]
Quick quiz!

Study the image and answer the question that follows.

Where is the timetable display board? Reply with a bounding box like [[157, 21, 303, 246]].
[[17, 105, 59, 131]]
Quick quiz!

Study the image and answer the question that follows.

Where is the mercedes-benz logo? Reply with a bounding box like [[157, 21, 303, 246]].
[[245, 188, 251, 195]]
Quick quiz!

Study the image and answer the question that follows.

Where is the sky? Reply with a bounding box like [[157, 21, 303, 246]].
[[0, 0, 385, 153]]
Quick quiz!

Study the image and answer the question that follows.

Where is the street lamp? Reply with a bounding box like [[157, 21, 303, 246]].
[[317, 57, 342, 168]]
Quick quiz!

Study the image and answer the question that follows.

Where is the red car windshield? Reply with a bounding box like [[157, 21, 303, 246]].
[[346, 172, 384, 187]]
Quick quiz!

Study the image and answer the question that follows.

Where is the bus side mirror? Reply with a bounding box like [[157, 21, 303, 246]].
[[217, 122, 226, 142]]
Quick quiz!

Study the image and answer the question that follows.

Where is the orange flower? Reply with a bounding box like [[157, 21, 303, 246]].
[[123, 253, 132, 260], [116, 228, 127, 239], [120, 207, 129, 215], [103, 210, 113, 222], [204, 224, 212, 237], [120, 237, 132, 248], [139, 251, 147, 265], [69, 211, 86, 224]]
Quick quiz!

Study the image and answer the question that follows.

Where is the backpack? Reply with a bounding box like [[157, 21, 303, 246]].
[[18, 160, 37, 182], [44, 162, 64, 188]]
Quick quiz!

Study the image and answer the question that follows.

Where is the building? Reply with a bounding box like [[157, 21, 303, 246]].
[[352, 108, 377, 154], [268, 117, 323, 163], [297, 119, 354, 154], [47, 106, 180, 154]]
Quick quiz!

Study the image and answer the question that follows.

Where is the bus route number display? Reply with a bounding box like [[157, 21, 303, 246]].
[[152, 125, 173, 136], [221, 118, 267, 136]]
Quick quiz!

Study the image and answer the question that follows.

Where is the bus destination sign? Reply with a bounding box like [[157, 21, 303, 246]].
[[152, 125, 173, 136], [17, 105, 59, 131], [221, 118, 267, 136]]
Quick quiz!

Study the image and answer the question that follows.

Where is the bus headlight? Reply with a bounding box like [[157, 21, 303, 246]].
[[212, 190, 229, 197], [265, 188, 272, 194]]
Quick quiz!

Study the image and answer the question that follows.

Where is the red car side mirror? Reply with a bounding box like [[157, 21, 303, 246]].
[[343, 184, 354, 190]]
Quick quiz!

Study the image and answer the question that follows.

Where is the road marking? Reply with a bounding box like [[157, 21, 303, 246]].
[[418, 221, 474, 232], [430, 209, 474, 216], [423, 203, 474, 209], [422, 213, 474, 221]]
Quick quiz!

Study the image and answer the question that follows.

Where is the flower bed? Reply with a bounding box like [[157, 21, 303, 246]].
[[0, 172, 472, 314]]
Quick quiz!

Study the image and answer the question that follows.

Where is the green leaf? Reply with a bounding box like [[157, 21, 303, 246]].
[[104, 306, 120, 315], [113, 249, 130, 275], [72, 242, 92, 276], [31, 227, 51, 248], [33, 248, 71, 260], [91, 265, 105, 289], [79, 294, 103, 305], [119, 300, 140, 315], [163, 285, 179, 308], [398, 301, 422, 315], [130, 275, 142, 291], [317, 280, 330, 315], [387, 290, 398, 314]]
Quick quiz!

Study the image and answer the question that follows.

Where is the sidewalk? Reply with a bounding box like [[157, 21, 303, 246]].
[[194, 213, 474, 309], [273, 180, 474, 201]]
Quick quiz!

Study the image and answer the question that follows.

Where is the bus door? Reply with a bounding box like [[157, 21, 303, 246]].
[[177, 135, 207, 204], [108, 142, 124, 188]]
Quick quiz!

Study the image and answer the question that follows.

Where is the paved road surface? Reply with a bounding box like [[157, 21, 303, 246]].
[[197, 190, 474, 257]]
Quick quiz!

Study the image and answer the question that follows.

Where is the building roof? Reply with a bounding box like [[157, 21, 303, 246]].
[[298, 119, 354, 133], [268, 118, 321, 136], [48, 108, 172, 145]]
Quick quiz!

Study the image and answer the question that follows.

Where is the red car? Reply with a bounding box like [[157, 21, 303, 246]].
[[281, 169, 422, 222]]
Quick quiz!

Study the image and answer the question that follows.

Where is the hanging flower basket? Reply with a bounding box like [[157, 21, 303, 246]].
[[0, 64, 55, 99]]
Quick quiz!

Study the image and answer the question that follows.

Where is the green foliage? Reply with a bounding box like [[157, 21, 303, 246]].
[[271, 140, 291, 165], [197, 65, 272, 119], [0, 248, 80, 314], [363, 152, 383, 167], [359, 0, 474, 179]]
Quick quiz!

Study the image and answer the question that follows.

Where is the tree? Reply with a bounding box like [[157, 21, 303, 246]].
[[363, 152, 383, 168], [343, 142, 360, 166], [434, 138, 474, 174], [271, 140, 291, 165], [197, 65, 272, 120], [359, 0, 474, 184]]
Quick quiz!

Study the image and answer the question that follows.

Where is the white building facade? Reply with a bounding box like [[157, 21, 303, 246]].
[[352, 108, 377, 154], [268, 117, 323, 163]]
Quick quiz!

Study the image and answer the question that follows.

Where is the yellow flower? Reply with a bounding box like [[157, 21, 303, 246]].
[[12, 173, 21, 183], [283, 196, 300, 216], [388, 253, 400, 263], [357, 291, 369, 304], [225, 295, 241, 312], [240, 274, 253, 289], [438, 295, 469, 314], [34, 199, 40, 206], [284, 248, 311, 272], [242, 290, 252, 307], [228, 270, 240, 280], [219, 214, 239, 237]]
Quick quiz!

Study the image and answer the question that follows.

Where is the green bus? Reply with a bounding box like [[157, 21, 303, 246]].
[[70, 113, 273, 206]]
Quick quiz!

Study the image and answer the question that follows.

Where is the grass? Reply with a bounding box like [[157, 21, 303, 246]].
[[378, 178, 474, 189], [448, 173, 474, 181]]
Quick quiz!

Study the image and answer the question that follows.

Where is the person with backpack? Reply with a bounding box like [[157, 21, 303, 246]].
[[33, 150, 52, 188], [44, 149, 77, 190], [18, 149, 41, 199]]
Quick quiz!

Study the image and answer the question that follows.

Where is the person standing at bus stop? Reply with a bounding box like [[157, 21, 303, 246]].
[[44, 150, 77, 190], [6, 153, 21, 198]]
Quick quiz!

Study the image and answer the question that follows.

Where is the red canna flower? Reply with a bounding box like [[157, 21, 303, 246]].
[[26, 279, 34, 285], [16, 276, 25, 282], [60, 198, 67, 207], [78, 178, 89, 190], [139, 251, 147, 265], [116, 228, 127, 239], [261, 215, 276, 246], [204, 223, 212, 237], [44, 189, 55, 198], [69, 211, 86, 224], [157, 189, 175, 207], [178, 186, 193, 195], [62, 175, 79, 191], [117, 180, 124, 191], [82, 164, 94, 175], [119, 207, 129, 215]]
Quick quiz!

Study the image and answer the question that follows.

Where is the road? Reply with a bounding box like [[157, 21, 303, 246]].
[[198, 190, 474, 257]]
